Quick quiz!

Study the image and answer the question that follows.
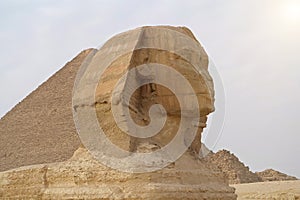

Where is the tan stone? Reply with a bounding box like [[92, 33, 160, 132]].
[[0, 148, 236, 199]]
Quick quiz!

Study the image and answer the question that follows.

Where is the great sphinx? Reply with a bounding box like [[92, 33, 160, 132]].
[[0, 26, 236, 199]]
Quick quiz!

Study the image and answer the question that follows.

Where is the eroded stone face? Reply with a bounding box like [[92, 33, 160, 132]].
[[95, 47, 213, 156]]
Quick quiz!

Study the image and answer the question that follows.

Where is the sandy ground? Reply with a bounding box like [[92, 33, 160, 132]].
[[232, 180, 300, 199]]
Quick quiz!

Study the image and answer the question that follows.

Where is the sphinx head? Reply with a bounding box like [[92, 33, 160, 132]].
[[73, 26, 215, 172]]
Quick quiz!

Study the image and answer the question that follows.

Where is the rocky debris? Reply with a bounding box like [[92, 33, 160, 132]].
[[204, 150, 262, 184], [0, 26, 237, 199], [256, 169, 298, 182]]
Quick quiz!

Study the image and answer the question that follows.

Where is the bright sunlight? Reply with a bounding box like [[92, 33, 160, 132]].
[[282, 1, 300, 22]]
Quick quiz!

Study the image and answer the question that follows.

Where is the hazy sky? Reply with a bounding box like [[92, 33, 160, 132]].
[[1, 0, 299, 177]]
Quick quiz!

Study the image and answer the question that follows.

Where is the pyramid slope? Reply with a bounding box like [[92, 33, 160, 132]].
[[0, 49, 95, 172]]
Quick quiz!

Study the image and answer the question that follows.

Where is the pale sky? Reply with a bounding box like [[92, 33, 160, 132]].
[[0, 0, 299, 177]]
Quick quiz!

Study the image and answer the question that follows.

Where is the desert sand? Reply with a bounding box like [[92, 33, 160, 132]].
[[232, 180, 300, 200]]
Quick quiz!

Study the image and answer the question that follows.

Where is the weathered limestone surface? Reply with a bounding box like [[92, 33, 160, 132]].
[[91, 26, 214, 156], [0, 148, 236, 199], [0, 26, 237, 199]]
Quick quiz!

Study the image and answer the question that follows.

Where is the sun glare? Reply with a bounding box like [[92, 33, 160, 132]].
[[282, 1, 300, 22]]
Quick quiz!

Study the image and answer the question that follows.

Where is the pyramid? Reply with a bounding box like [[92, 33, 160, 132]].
[[0, 49, 94, 171], [204, 150, 262, 184], [256, 169, 298, 182]]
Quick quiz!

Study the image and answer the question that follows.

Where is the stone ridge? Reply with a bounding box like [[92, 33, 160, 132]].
[[204, 150, 262, 184], [0, 48, 95, 172]]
